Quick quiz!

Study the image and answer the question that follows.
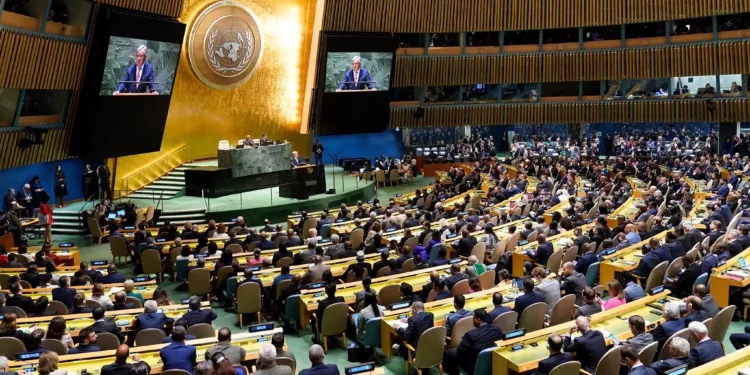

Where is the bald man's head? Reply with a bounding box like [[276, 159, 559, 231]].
[[115, 344, 130, 363], [430, 270, 439, 281]]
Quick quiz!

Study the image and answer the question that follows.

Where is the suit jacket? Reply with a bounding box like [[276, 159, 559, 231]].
[[159, 341, 197, 374], [651, 319, 685, 350], [533, 353, 574, 375], [306, 263, 331, 282], [397, 311, 434, 348], [630, 366, 657, 375], [116, 63, 156, 93], [456, 324, 503, 374], [456, 236, 478, 257], [650, 357, 691, 375], [88, 320, 124, 342], [668, 263, 701, 297], [575, 252, 598, 274], [100, 274, 127, 284], [728, 240, 745, 257], [488, 305, 512, 324], [337, 68, 374, 90], [529, 242, 554, 267], [445, 309, 473, 333], [101, 363, 135, 375], [689, 340, 723, 367], [624, 332, 654, 352], [446, 273, 469, 290], [683, 310, 708, 325], [51, 287, 77, 310], [299, 363, 339, 375], [560, 272, 587, 305], [701, 295, 721, 318], [20, 273, 42, 288], [635, 252, 662, 278], [183, 309, 217, 327], [563, 330, 607, 373], [512, 291, 545, 319], [135, 312, 175, 330], [316, 296, 345, 325], [574, 302, 602, 318], [6, 293, 35, 313]]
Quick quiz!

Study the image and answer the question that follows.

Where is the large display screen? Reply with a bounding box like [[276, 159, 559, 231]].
[[324, 52, 393, 92], [101, 37, 181, 96], [69, 5, 186, 160], [314, 33, 397, 136]]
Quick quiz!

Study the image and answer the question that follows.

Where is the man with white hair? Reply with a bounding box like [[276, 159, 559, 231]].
[[0, 355, 25, 375], [135, 300, 174, 331], [336, 55, 375, 91], [299, 345, 338, 375], [115, 45, 156, 94], [651, 302, 686, 352], [562, 316, 606, 373], [688, 321, 722, 366], [649, 337, 691, 375], [253, 344, 293, 375], [323, 234, 344, 259], [291, 151, 303, 167]]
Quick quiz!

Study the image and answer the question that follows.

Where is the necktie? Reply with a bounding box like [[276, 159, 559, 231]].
[[136, 67, 142, 88], [354, 71, 358, 84]]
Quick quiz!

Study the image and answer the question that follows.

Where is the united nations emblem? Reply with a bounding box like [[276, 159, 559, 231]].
[[188, 1, 264, 89]]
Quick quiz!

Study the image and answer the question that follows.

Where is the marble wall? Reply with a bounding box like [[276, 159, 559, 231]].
[[218, 143, 292, 177]]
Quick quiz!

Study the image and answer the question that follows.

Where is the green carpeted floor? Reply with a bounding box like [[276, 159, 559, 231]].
[[37, 170, 750, 375]]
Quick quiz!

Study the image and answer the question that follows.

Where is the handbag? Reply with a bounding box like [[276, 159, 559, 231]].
[[38, 211, 48, 225]]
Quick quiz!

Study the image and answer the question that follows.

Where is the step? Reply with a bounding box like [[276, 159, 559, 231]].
[[168, 171, 185, 176], [161, 208, 206, 214], [175, 167, 192, 171], [182, 163, 206, 168], [139, 188, 179, 196], [160, 176, 185, 182], [128, 193, 170, 199], [157, 219, 206, 226], [153, 180, 185, 186], [147, 183, 183, 191], [51, 216, 83, 223], [159, 213, 206, 220], [53, 221, 86, 229], [51, 228, 87, 234]]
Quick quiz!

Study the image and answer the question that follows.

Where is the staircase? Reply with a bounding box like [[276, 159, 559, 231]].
[[156, 207, 207, 226], [51, 209, 88, 234], [128, 164, 202, 200]]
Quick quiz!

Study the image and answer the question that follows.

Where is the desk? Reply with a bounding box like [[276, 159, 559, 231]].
[[606, 197, 642, 228], [218, 143, 291, 178], [7, 283, 158, 304], [709, 246, 750, 308], [298, 262, 466, 324], [0, 264, 107, 276], [491, 291, 671, 375], [15, 302, 208, 337], [8, 247, 80, 266], [511, 224, 594, 278], [8, 329, 281, 375], [599, 229, 672, 286]]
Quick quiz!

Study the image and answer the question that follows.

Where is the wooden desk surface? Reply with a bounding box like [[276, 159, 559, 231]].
[[511, 223, 595, 278], [8, 329, 281, 374], [16, 302, 210, 324], [709, 245, 750, 307], [492, 291, 671, 375]]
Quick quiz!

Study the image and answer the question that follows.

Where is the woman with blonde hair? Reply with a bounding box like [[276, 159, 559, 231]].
[[88, 282, 113, 309], [38, 352, 70, 375]]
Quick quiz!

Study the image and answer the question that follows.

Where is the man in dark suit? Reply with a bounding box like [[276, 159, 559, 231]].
[[72, 294, 94, 314], [688, 321, 722, 367], [649, 336, 692, 375], [526, 234, 554, 268], [134, 300, 175, 330], [223, 230, 244, 250], [257, 231, 274, 251], [2, 253, 23, 269], [291, 151, 304, 167], [6, 282, 35, 313], [68, 328, 102, 354], [563, 316, 607, 373], [445, 309, 503, 375], [100, 264, 127, 284], [393, 301, 434, 359], [112, 291, 137, 311], [277, 274, 302, 320], [664, 254, 701, 298], [559, 262, 587, 305], [114, 45, 156, 94], [683, 296, 708, 325], [487, 292, 511, 323], [299, 345, 339, 375], [573, 227, 590, 249], [20, 264, 42, 288], [183, 296, 217, 327], [702, 205, 726, 228], [336, 56, 375, 91], [102, 344, 143, 375], [513, 279, 545, 322], [311, 283, 344, 344], [532, 334, 574, 375], [80, 261, 102, 282], [316, 210, 333, 233], [652, 302, 686, 352], [343, 252, 371, 279], [159, 326, 196, 374], [445, 263, 469, 290], [370, 251, 390, 278], [452, 229, 478, 257], [88, 307, 125, 342], [620, 344, 657, 375]]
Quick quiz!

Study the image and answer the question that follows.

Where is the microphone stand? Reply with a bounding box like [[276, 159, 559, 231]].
[[327, 152, 337, 194]]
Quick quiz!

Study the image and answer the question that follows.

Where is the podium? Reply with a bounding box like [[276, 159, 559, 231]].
[[278, 165, 326, 200]]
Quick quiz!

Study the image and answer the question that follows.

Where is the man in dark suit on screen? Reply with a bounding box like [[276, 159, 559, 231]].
[[336, 56, 376, 91], [114, 45, 157, 94]]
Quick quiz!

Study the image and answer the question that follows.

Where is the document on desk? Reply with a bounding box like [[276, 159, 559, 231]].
[[395, 321, 409, 330], [109, 287, 125, 294]]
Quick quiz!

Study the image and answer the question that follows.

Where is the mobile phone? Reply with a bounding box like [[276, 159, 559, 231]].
[[530, 342, 538, 347]]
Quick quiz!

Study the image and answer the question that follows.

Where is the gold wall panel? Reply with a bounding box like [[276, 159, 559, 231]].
[[113, 0, 317, 190], [392, 41, 750, 87], [0, 29, 86, 89], [322, 0, 750, 32], [389, 100, 750, 128], [0, 128, 72, 170], [95, 0, 185, 18]]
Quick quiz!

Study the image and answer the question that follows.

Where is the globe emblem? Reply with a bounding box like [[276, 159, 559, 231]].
[[206, 24, 254, 76]]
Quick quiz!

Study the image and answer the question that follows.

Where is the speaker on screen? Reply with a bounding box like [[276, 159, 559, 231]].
[[313, 33, 397, 136]]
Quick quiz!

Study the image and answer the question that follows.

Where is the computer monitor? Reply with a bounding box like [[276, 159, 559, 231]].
[[116, 209, 125, 216]]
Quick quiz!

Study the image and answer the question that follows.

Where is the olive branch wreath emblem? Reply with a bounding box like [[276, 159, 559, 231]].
[[206, 28, 254, 74]]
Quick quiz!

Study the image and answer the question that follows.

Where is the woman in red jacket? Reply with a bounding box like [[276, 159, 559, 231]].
[[40, 194, 54, 243]]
